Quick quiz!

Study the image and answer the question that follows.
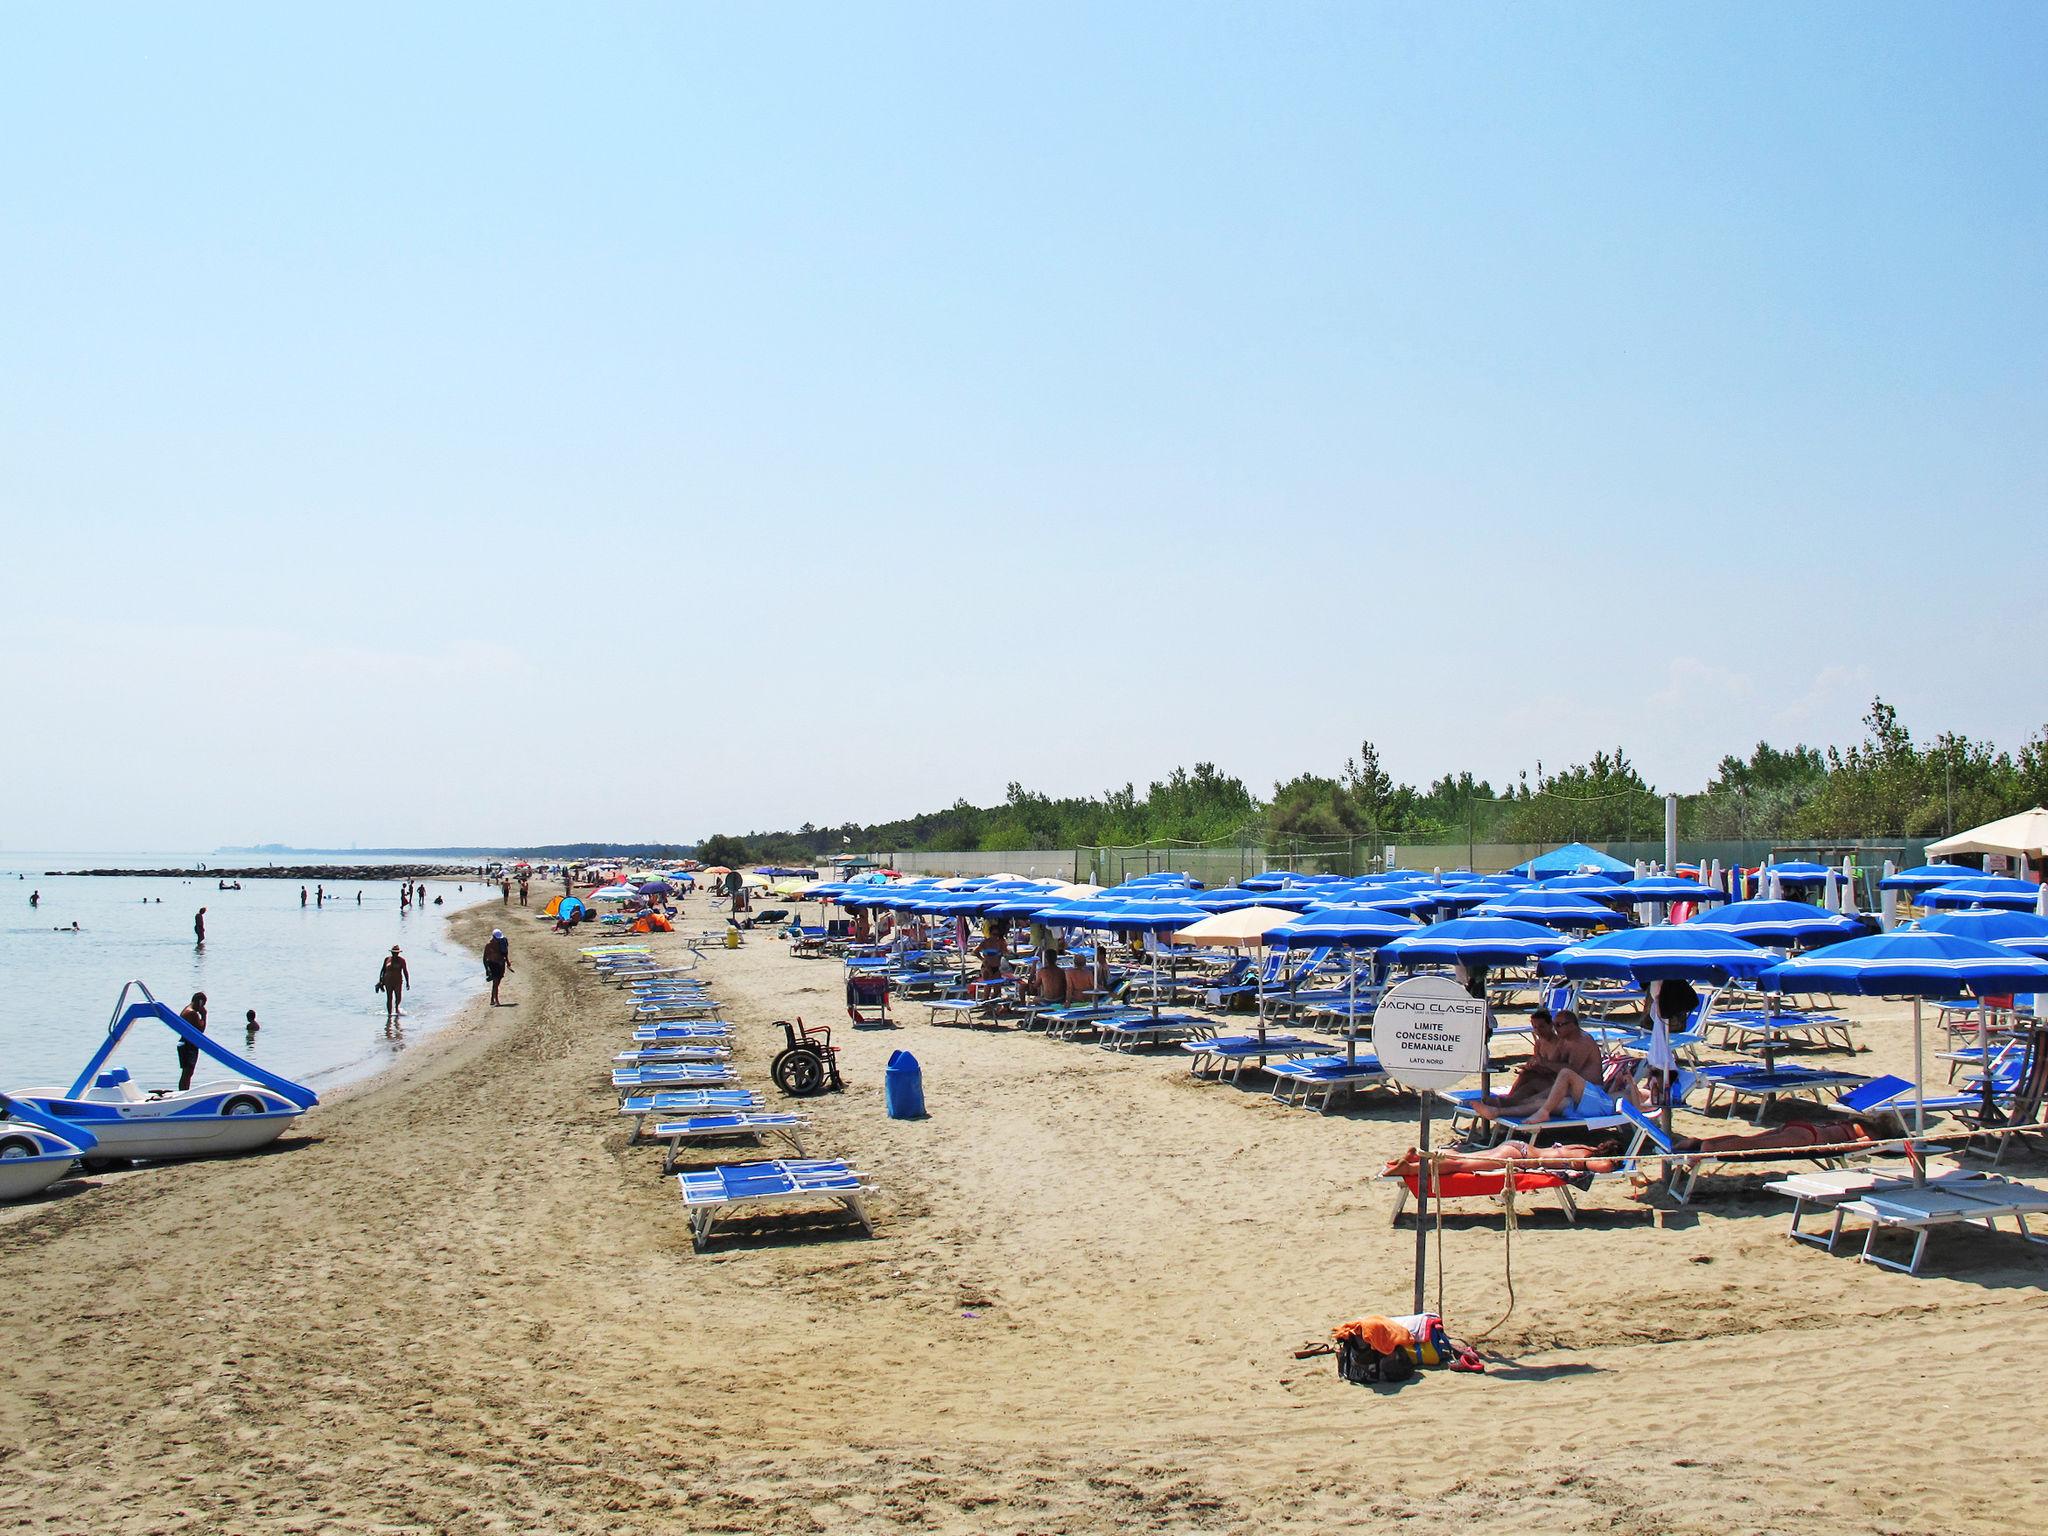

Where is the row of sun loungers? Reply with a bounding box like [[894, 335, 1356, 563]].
[[585, 942, 875, 1250]]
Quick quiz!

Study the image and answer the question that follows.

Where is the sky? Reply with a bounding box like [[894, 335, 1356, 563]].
[[2, 3, 2043, 850]]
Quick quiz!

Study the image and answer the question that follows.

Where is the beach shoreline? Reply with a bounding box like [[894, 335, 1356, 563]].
[[2, 890, 2043, 1534]]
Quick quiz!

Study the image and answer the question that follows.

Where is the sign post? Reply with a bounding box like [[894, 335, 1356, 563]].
[[1376, 973, 1491, 1313]]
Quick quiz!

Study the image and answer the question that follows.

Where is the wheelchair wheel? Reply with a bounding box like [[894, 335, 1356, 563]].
[[772, 1046, 827, 1097]]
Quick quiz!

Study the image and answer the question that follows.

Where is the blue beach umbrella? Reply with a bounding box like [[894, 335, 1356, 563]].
[[1917, 877, 2044, 912], [1763, 861, 1838, 886], [1428, 883, 1501, 911], [1345, 890, 1438, 916], [1193, 886, 1316, 912], [1536, 874, 1633, 898], [1764, 932, 2048, 1138], [1913, 910, 2048, 958], [1474, 890, 1635, 930], [1614, 876, 1730, 906], [1264, 906, 1423, 1062], [1878, 863, 1980, 892], [1379, 916, 1572, 968], [1683, 898, 1866, 948], [1508, 843, 1632, 879], [1539, 925, 1772, 983]]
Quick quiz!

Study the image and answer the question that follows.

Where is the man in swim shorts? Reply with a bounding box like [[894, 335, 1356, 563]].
[[177, 992, 208, 1091], [1476, 1010, 1606, 1123]]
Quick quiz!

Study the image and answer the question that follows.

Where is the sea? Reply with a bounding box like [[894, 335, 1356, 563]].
[[0, 852, 510, 1098]]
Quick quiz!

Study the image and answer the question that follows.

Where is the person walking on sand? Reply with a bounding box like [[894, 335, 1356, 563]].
[[194, 906, 207, 945], [483, 929, 512, 1006], [376, 945, 410, 1024], [500, 877, 511, 905], [176, 992, 209, 1091]]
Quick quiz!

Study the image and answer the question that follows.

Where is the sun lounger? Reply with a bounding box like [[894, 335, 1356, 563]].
[[621, 1088, 764, 1139], [676, 1158, 875, 1251], [1764, 1165, 1985, 1248], [1266, 1054, 1390, 1111], [614, 1045, 730, 1065], [1384, 1166, 1582, 1224], [632, 1023, 730, 1043], [1620, 1101, 1869, 1206], [652, 1112, 811, 1173], [1707, 1008, 1856, 1054], [612, 1064, 738, 1091], [1697, 1063, 1870, 1123], [1180, 1033, 1336, 1081], [1832, 1179, 2048, 1275], [1096, 1013, 1216, 1052]]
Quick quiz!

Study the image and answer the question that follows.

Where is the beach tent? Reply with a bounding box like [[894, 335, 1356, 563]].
[[1927, 807, 2048, 862], [540, 895, 564, 917], [1507, 842, 1633, 879]]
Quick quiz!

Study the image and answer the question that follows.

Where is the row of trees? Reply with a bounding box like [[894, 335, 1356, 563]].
[[691, 700, 2048, 864]]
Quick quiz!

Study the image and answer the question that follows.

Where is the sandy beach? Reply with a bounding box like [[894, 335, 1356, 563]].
[[3, 892, 2044, 1535]]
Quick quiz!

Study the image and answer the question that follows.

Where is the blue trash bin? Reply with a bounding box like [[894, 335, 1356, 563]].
[[884, 1049, 925, 1119]]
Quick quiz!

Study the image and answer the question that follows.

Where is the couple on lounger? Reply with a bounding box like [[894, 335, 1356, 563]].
[[1474, 1008, 1616, 1126]]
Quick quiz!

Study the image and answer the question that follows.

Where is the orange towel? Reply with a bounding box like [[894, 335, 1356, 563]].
[[1331, 1315, 1415, 1355]]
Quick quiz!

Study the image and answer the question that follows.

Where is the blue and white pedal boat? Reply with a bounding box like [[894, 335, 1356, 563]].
[[0, 1093, 98, 1200], [8, 981, 319, 1166]]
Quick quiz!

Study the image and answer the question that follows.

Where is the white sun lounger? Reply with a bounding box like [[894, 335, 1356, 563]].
[[1765, 1166, 1985, 1248], [1831, 1179, 2048, 1275], [631, 1022, 729, 1042], [676, 1158, 874, 1251], [653, 1112, 811, 1173], [614, 1046, 730, 1065], [621, 1089, 764, 1139], [1096, 1013, 1216, 1052]]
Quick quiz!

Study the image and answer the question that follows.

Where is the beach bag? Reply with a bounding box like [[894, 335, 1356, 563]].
[[1337, 1337, 1413, 1384]]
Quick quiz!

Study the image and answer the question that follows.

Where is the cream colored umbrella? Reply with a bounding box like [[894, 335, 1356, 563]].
[[1171, 906, 1303, 1045], [1927, 807, 2048, 861]]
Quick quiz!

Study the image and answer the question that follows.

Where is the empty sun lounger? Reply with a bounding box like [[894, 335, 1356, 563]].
[[621, 1088, 764, 1139], [632, 1023, 730, 1043], [1266, 1054, 1390, 1111], [612, 1064, 738, 1091], [1764, 1165, 1987, 1248], [614, 1045, 730, 1065], [652, 1112, 811, 1173], [1096, 1013, 1216, 1052], [1831, 1179, 2048, 1275], [1697, 1063, 1869, 1123], [676, 1158, 875, 1251], [1180, 1033, 1337, 1081]]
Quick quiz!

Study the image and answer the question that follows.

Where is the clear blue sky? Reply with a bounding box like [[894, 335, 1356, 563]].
[[3, 4, 2042, 849]]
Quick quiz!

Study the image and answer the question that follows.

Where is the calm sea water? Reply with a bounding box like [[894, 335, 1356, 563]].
[[0, 853, 505, 1096]]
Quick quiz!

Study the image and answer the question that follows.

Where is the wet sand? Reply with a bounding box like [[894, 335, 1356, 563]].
[[1, 893, 2043, 1534]]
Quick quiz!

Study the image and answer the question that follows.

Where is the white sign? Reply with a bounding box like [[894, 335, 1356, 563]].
[[1375, 974, 1489, 1091]]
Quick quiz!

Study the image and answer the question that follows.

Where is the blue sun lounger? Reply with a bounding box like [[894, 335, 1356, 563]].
[[632, 1022, 730, 1043], [1096, 1012, 1216, 1052], [621, 1088, 764, 1139], [613, 1063, 738, 1091], [1266, 1054, 1390, 1111], [1180, 1033, 1337, 1081], [676, 1158, 875, 1251], [653, 1112, 812, 1173]]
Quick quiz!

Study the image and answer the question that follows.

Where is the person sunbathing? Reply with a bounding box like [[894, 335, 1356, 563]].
[[1382, 1138, 1627, 1179], [1671, 1119, 1878, 1156]]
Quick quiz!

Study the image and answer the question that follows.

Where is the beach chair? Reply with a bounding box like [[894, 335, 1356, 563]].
[[1830, 1179, 2048, 1275], [620, 1088, 765, 1140], [1384, 1165, 1584, 1224], [612, 1063, 738, 1091], [1096, 1012, 1216, 1052], [1265, 1054, 1390, 1111], [1695, 1062, 1871, 1123], [652, 1112, 811, 1173], [1764, 1165, 1984, 1249], [1618, 1101, 1870, 1206], [613, 1045, 730, 1065], [1180, 1033, 1336, 1081], [631, 1023, 731, 1044], [676, 1158, 875, 1251]]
